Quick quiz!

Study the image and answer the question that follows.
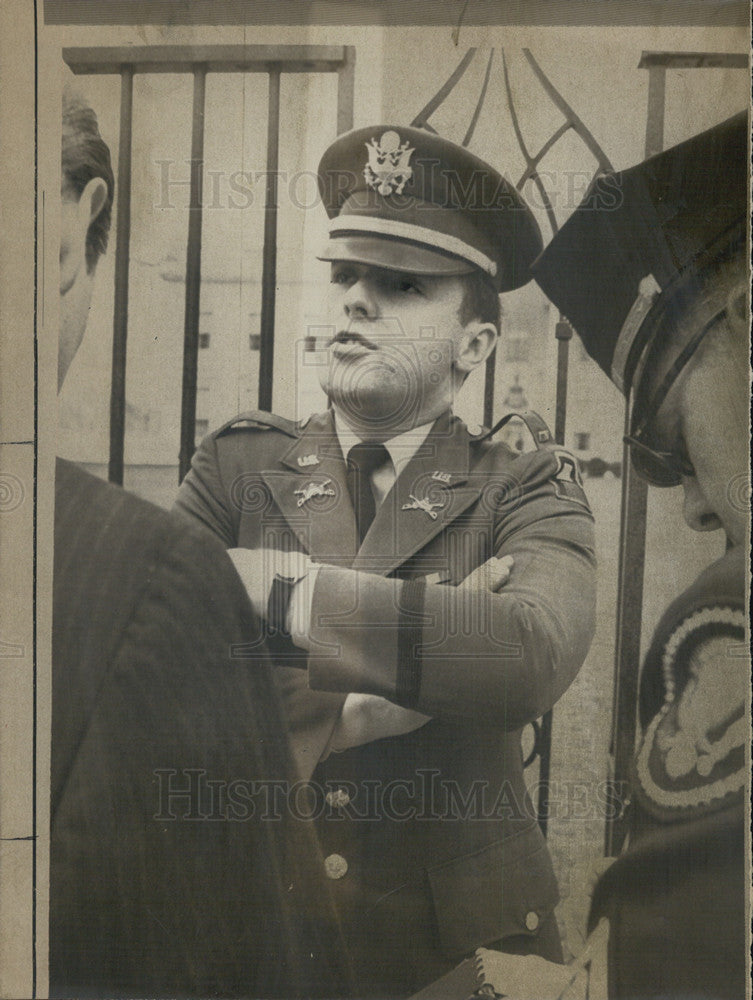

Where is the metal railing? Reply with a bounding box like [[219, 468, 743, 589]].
[[64, 44, 356, 482]]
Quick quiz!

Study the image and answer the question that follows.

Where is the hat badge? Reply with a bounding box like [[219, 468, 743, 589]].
[[364, 131, 414, 196]]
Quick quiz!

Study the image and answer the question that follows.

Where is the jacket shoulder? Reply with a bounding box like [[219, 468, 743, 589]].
[[214, 410, 300, 439], [479, 409, 555, 450], [479, 435, 590, 504]]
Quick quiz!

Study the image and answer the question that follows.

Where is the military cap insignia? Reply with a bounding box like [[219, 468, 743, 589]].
[[364, 131, 415, 196], [295, 479, 336, 508], [634, 605, 747, 819], [401, 494, 445, 520]]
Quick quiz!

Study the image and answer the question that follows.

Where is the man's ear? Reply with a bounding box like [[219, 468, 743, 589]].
[[60, 177, 108, 294], [454, 322, 498, 376]]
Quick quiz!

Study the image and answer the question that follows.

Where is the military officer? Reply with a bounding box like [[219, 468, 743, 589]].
[[476, 111, 749, 999], [175, 124, 597, 997]]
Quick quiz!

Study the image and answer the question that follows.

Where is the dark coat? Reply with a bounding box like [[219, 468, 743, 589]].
[[50, 458, 351, 999], [590, 545, 747, 999]]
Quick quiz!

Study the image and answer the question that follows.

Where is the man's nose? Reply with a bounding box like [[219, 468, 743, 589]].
[[682, 477, 721, 533], [343, 278, 377, 319]]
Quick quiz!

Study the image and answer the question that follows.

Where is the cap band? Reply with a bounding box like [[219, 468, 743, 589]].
[[611, 274, 662, 393], [328, 214, 498, 278]]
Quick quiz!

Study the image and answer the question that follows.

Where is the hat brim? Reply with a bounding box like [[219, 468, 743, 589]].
[[317, 234, 477, 277]]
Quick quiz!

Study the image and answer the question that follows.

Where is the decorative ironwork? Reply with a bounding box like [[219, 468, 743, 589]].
[[403, 47, 617, 837]]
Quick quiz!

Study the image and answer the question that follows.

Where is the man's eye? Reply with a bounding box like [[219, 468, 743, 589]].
[[331, 270, 354, 286], [391, 277, 421, 295]]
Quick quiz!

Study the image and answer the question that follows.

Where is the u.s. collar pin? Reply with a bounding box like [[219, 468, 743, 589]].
[[431, 470, 451, 484], [297, 453, 319, 467]]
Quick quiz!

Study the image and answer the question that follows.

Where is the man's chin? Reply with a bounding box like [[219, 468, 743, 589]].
[[324, 381, 423, 433]]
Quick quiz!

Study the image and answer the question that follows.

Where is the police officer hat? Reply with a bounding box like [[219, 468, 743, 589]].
[[317, 124, 543, 292], [531, 111, 749, 397]]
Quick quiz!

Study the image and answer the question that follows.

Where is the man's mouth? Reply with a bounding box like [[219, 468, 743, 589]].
[[330, 330, 378, 357]]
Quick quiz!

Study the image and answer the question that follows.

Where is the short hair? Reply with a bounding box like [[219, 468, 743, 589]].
[[457, 269, 501, 331], [62, 86, 114, 272]]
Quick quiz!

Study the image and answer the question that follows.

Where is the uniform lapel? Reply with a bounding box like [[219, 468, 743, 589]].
[[260, 411, 359, 565], [353, 412, 483, 575]]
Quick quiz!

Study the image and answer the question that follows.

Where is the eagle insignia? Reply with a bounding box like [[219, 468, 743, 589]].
[[364, 131, 415, 196]]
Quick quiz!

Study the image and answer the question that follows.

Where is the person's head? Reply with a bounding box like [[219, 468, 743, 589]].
[[533, 111, 749, 545], [321, 260, 499, 437], [59, 84, 114, 389], [315, 124, 538, 437], [630, 248, 749, 545]]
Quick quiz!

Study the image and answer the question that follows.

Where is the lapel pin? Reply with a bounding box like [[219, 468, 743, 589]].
[[431, 470, 452, 484], [295, 479, 335, 507], [297, 453, 320, 467], [402, 494, 444, 520]]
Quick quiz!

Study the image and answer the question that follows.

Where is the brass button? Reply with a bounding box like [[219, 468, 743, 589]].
[[324, 853, 348, 880], [325, 788, 351, 809], [525, 911, 539, 932]]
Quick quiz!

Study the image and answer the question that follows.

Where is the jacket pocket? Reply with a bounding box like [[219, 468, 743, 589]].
[[426, 825, 559, 957]]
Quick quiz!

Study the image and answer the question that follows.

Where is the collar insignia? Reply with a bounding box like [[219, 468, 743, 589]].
[[294, 479, 336, 508], [401, 494, 445, 520], [432, 470, 452, 484], [297, 453, 320, 467]]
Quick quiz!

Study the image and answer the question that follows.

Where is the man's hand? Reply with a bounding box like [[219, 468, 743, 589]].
[[228, 547, 310, 623], [325, 693, 431, 755], [474, 918, 610, 1000], [460, 554, 514, 591], [474, 950, 578, 1000]]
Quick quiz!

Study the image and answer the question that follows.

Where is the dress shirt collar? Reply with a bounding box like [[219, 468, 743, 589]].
[[332, 408, 436, 479]]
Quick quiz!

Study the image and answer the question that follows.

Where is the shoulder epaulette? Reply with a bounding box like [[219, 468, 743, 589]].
[[480, 409, 554, 449], [215, 410, 299, 439]]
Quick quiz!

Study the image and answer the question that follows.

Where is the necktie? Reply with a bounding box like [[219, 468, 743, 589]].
[[346, 442, 389, 543]]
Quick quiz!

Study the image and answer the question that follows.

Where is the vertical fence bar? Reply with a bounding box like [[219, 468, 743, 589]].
[[258, 67, 281, 412], [483, 354, 495, 428], [554, 318, 572, 446], [604, 65, 664, 857], [337, 46, 356, 133], [644, 66, 667, 159], [605, 411, 649, 855], [108, 65, 134, 485], [533, 316, 573, 835], [178, 65, 207, 482]]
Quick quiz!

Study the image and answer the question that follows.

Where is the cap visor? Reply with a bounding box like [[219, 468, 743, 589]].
[[317, 234, 476, 276]]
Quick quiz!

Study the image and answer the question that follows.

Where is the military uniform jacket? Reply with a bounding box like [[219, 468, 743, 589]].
[[590, 545, 748, 999], [175, 408, 596, 967]]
